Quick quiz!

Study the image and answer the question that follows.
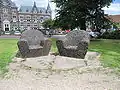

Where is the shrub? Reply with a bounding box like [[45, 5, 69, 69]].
[[10, 30, 15, 35], [101, 30, 120, 39]]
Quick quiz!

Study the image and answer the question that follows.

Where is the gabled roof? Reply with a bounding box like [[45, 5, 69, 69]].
[[19, 2, 47, 13], [31, 2, 39, 13], [19, 6, 46, 13], [1, 0, 17, 8], [47, 3, 51, 12], [109, 15, 120, 23], [8, 0, 17, 8], [1, 0, 10, 6]]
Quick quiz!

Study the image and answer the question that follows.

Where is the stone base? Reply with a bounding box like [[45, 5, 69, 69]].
[[11, 52, 100, 72]]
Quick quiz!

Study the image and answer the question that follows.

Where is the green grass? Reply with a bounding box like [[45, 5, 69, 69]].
[[0, 38, 120, 74], [88, 39, 120, 69], [0, 39, 18, 74], [50, 38, 58, 52]]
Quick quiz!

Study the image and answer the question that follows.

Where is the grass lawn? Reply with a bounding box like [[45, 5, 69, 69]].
[[89, 39, 120, 69], [0, 38, 120, 74], [0, 39, 18, 74]]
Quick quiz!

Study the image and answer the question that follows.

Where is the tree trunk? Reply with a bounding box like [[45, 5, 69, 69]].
[[80, 19, 86, 30]]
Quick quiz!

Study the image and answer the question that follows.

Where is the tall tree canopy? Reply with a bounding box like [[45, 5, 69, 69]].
[[42, 19, 55, 29], [53, 0, 114, 31]]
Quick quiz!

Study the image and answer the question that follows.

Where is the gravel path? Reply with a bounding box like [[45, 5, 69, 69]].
[[0, 52, 120, 90]]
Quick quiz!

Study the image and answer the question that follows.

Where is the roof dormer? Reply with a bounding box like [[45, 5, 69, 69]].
[[46, 1, 52, 14], [31, 2, 39, 13]]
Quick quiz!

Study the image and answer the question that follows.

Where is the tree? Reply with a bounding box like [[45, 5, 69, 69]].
[[42, 19, 55, 29], [52, 0, 114, 31], [0, 0, 2, 35]]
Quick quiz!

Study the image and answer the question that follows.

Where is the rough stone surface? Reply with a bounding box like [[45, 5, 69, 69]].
[[10, 52, 100, 72], [56, 30, 90, 59], [52, 56, 86, 70], [0, 52, 120, 90], [17, 29, 52, 58]]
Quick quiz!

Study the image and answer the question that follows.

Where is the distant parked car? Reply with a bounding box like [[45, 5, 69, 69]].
[[65, 30, 70, 34], [88, 31, 100, 38], [14, 31, 21, 35], [5, 31, 10, 35]]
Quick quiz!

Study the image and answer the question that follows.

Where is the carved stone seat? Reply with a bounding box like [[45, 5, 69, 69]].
[[17, 29, 52, 58], [56, 30, 90, 59]]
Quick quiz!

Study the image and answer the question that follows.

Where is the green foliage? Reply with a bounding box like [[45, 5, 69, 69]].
[[89, 39, 120, 69], [115, 23, 120, 28], [42, 19, 55, 29], [0, 30, 4, 35], [52, 0, 114, 31], [9, 30, 15, 35], [101, 30, 120, 39], [50, 38, 58, 52], [0, 39, 18, 74]]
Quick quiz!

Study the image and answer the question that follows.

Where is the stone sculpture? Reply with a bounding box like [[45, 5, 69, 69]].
[[17, 29, 52, 58], [56, 30, 90, 59]]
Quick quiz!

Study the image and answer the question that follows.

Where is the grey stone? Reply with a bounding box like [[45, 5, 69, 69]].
[[17, 29, 52, 58], [56, 30, 90, 59], [52, 56, 86, 70]]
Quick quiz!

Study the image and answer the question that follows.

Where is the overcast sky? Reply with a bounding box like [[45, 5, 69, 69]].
[[11, 0, 120, 18]]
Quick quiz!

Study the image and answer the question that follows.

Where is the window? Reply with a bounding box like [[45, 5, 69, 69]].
[[20, 24, 23, 26], [27, 20, 30, 21], [32, 19, 35, 22], [34, 24, 37, 27], [13, 24, 16, 27], [20, 23, 24, 26], [27, 16, 30, 19], [3, 9, 8, 13], [20, 16, 23, 18], [27, 25, 30, 26], [13, 16, 16, 18], [40, 17, 43, 19], [33, 16, 36, 19], [5, 24, 9, 28], [20, 19, 23, 21], [27, 23, 30, 26], [40, 20, 43, 23]]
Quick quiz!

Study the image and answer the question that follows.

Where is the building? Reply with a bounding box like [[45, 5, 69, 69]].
[[109, 15, 120, 29], [0, 0, 52, 34], [18, 2, 52, 31], [109, 15, 120, 23]]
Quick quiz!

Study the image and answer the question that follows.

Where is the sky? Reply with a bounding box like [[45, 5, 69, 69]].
[[103, 0, 120, 15], [11, 0, 120, 18]]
